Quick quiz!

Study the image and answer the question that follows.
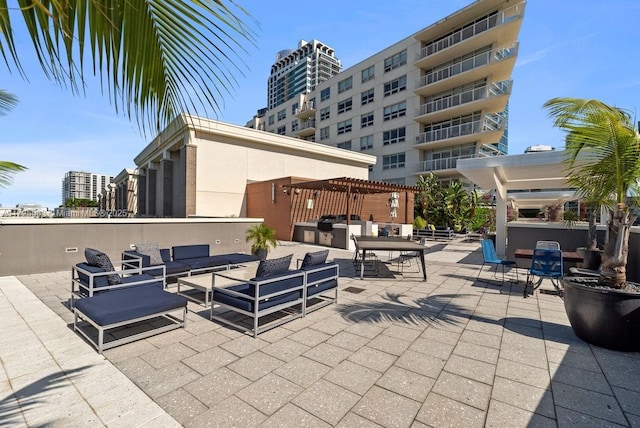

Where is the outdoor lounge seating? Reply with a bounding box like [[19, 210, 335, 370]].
[[298, 250, 339, 315], [477, 239, 518, 286], [71, 248, 164, 307], [74, 283, 188, 354], [524, 248, 563, 297], [122, 243, 260, 284]]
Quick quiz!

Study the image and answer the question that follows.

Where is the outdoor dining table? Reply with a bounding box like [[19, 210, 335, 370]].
[[514, 248, 584, 263], [355, 236, 427, 281]]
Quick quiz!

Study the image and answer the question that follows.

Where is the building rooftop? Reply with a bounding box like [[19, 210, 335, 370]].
[[3, 240, 640, 426]]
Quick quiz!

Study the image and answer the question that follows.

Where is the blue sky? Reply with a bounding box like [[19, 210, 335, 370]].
[[1, 0, 639, 209]]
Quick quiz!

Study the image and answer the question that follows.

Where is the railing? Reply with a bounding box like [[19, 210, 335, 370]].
[[417, 154, 475, 172], [417, 43, 518, 89], [417, 80, 511, 116], [294, 101, 315, 116], [299, 120, 316, 130], [417, 2, 525, 60], [415, 113, 504, 145]]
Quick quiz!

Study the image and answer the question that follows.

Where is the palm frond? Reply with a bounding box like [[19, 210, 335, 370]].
[[0, 161, 27, 188], [0, 88, 18, 115], [0, 0, 257, 134]]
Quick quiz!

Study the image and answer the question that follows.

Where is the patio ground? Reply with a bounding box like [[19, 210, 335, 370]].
[[2, 239, 640, 427]]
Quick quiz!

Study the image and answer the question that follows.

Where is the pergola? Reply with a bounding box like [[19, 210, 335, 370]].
[[284, 177, 421, 225], [457, 150, 577, 255]]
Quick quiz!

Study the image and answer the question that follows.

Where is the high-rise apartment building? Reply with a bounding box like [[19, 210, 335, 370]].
[[61, 171, 114, 204], [267, 39, 341, 110], [253, 0, 524, 186]]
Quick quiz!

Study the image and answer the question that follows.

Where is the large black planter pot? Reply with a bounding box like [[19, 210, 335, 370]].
[[252, 248, 268, 261], [563, 277, 640, 351]]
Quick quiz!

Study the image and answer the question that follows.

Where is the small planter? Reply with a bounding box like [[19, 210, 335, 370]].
[[252, 248, 268, 261], [563, 277, 640, 351]]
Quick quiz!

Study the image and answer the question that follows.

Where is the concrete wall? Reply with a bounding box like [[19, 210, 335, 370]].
[[0, 218, 262, 276], [506, 221, 640, 282]]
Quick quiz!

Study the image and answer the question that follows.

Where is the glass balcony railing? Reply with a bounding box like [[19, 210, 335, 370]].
[[418, 154, 475, 172], [415, 113, 504, 145], [417, 43, 518, 89], [294, 101, 315, 116], [417, 80, 511, 116], [417, 2, 525, 60], [299, 120, 316, 131]]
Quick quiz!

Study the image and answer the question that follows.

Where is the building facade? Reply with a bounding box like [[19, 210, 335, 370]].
[[267, 39, 341, 111], [97, 168, 139, 217], [61, 171, 114, 204], [252, 0, 524, 187]]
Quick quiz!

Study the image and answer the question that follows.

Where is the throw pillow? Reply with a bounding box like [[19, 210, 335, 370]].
[[300, 250, 329, 268], [84, 248, 122, 285], [135, 243, 164, 266], [255, 254, 293, 278]]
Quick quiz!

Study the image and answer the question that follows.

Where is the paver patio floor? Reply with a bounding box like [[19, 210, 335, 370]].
[[4, 240, 640, 427]]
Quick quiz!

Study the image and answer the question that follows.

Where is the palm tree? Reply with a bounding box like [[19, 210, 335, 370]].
[[0, 1, 255, 133], [245, 223, 277, 259], [544, 97, 640, 288], [0, 89, 26, 186]]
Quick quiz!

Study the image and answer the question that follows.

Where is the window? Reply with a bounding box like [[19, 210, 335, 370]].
[[383, 127, 406, 145], [276, 125, 286, 135], [360, 135, 374, 150], [277, 109, 286, 121], [384, 50, 407, 72], [320, 87, 331, 102], [361, 88, 374, 105], [291, 120, 299, 132], [337, 97, 353, 114], [337, 141, 352, 150], [320, 126, 330, 140], [292, 102, 298, 115], [368, 164, 373, 173], [383, 101, 407, 121], [320, 106, 330, 121], [383, 75, 407, 96], [361, 65, 375, 83], [383, 152, 406, 170], [361, 112, 374, 128], [338, 76, 353, 93], [268, 115, 275, 125], [337, 119, 352, 135]]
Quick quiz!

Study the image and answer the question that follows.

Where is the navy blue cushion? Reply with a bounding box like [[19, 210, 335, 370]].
[[255, 254, 292, 278], [172, 245, 210, 261], [302, 263, 338, 297], [225, 253, 260, 265], [85, 248, 121, 285], [300, 250, 329, 268], [160, 248, 172, 262], [213, 284, 302, 312], [75, 263, 110, 289], [75, 285, 187, 326], [180, 256, 229, 271]]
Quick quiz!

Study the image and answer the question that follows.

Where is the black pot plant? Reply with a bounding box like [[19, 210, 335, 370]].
[[545, 97, 640, 351], [245, 223, 277, 260]]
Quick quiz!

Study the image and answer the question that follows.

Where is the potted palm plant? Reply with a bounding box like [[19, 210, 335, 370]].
[[245, 223, 277, 260], [545, 97, 640, 351]]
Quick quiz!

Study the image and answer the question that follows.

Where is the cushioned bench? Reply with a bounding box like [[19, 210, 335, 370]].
[[74, 284, 188, 354]]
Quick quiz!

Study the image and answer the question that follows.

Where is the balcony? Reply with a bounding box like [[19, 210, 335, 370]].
[[415, 43, 518, 97], [415, 154, 476, 175], [415, 2, 525, 68], [295, 101, 316, 119], [415, 80, 511, 123], [296, 120, 316, 137], [415, 113, 505, 150]]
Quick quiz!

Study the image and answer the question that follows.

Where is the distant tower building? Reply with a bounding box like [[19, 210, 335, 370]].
[[61, 171, 114, 204], [267, 39, 341, 110]]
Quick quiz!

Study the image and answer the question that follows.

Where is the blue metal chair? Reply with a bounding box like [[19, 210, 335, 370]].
[[524, 248, 563, 297], [477, 239, 518, 285]]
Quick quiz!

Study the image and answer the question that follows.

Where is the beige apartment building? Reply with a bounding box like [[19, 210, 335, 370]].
[[249, 0, 525, 186]]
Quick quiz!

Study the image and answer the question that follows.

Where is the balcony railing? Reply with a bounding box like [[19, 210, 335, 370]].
[[417, 43, 518, 89], [294, 101, 316, 117], [415, 113, 504, 145], [417, 80, 511, 116], [299, 120, 316, 131], [417, 2, 524, 60], [417, 154, 475, 172]]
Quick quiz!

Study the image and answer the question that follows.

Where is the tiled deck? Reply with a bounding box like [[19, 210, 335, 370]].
[[3, 240, 640, 427]]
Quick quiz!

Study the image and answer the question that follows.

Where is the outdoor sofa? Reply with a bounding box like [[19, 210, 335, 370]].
[[122, 243, 260, 284], [211, 250, 339, 337]]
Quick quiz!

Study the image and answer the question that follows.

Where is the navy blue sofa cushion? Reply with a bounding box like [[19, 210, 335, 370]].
[[302, 263, 339, 297], [76, 263, 110, 289], [300, 250, 329, 268], [213, 274, 304, 312], [225, 253, 260, 265], [75, 285, 187, 326], [179, 255, 230, 271], [123, 250, 191, 277], [173, 244, 210, 261], [85, 248, 121, 285], [255, 254, 292, 278]]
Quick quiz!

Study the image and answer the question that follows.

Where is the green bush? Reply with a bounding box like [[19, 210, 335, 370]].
[[413, 216, 427, 230]]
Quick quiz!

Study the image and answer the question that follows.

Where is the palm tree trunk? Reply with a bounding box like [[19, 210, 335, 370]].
[[599, 204, 636, 288]]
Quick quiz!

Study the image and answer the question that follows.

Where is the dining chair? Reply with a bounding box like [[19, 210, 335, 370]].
[[524, 248, 563, 297], [535, 240, 561, 250], [477, 239, 518, 286]]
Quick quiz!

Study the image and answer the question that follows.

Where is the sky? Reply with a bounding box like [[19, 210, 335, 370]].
[[1, 0, 639, 209]]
